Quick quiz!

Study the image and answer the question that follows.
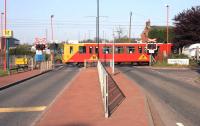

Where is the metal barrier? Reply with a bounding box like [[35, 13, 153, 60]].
[[97, 60, 109, 118], [40, 61, 53, 73], [97, 60, 125, 118]]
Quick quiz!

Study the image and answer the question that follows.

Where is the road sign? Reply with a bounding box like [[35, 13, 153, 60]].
[[35, 54, 45, 62], [15, 58, 28, 65], [35, 38, 46, 45], [149, 50, 155, 54], [3, 30, 13, 38]]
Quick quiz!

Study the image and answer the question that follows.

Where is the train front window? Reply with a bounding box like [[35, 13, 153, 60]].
[[138, 46, 142, 54], [127, 46, 135, 54], [103, 46, 112, 54], [89, 47, 93, 54], [79, 46, 86, 54], [95, 47, 99, 54], [115, 46, 124, 54], [70, 46, 73, 54]]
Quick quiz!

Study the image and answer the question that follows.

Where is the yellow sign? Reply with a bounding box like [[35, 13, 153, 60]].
[[15, 58, 28, 65], [138, 54, 148, 61], [3, 30, 13, 38], [90, 54, 97, 60]]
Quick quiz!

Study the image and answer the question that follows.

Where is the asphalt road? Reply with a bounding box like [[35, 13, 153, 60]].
[[0, 65, 80, 126], [117, 66, 200, 126]]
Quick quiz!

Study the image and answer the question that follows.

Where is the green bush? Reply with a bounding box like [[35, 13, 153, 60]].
[[0, 69, 8, 77], [170, 54, 189, 59]]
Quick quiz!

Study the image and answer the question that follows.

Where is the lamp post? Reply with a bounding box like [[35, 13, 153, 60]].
[[4, 0, 8, 72], [165, 4, 169, 56], [1, 13, 3, 37], [50, 15, 55, 64], [97, 0, 100, 59], [129, 11, 132, 43], [50, 15, 54, 42], [112, 30, 115, 74]]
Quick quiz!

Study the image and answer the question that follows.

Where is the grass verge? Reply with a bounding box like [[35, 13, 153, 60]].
[[0, 69, 8, 77]]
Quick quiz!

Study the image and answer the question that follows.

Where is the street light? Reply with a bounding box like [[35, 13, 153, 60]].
[[4, 0, 8, 72], [50, 15, 54, 42], [165, 4, 169, 56], [112, 29, 115, 74], [50, 14, 56, 64], [97, 0, 100, 59], [1, 13, 4, 37]]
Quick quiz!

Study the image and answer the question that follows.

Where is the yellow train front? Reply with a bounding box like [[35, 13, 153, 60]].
[[62, 43, 172, 65]]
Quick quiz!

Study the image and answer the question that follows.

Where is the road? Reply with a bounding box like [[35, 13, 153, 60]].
[[117, 66, 200, 126], [0, 65, 79, 126]]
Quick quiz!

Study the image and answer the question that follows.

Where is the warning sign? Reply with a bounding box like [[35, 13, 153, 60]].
[[90, 55, 97, 60], [138, 54, 148, 61]]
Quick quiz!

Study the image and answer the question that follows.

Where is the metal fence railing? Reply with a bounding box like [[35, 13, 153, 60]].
[[97, 60, 109, 118], [97, 60, 125, 118]]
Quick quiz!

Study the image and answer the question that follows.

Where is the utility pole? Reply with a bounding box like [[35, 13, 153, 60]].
[[129, 12, 132, 43], [1, 13, 4, 37], [96, 0, 100, 59], [112, 29, 115, 74], [4, 0, 8, 72], [50, 15, 54, 42], [165, 4, 169, 57]]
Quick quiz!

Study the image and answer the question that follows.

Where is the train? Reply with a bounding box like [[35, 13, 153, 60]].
[[62, 42, 173, 65]]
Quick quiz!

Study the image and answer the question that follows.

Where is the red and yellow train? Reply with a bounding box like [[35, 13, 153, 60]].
[[62, 43, 173, 64]]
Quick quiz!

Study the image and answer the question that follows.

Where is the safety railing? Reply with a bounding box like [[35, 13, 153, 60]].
[[97, 60, 109, 118], [97, 60, 125, 118]]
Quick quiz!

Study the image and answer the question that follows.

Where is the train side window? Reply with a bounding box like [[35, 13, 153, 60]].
[[138, 46, 142, 54], [103, 46, 112, 54], [79, 46, 86, 54], [89, 47, 93, 54], [70, 46, 73, 54], [127, 46, 135, 54], [115, 46, 124, 54], [95, 47, 99, 54]]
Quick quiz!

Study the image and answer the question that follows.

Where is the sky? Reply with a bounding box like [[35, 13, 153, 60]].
[[0, 0, 199, 44]]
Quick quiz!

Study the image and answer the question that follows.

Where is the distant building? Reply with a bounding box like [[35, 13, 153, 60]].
[[0, 37, 20, 51], [141, 19, 151, 43]]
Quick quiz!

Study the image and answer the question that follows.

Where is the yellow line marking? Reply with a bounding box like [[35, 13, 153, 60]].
[[0, 106, 46, 113]]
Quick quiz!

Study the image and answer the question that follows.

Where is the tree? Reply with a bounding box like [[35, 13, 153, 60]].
[[9, 44, 35, 56], [174, 6, 200, 52], [148, 26, 175, 43]]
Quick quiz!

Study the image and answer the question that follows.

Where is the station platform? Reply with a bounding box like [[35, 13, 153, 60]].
[[36, 68, 151, 126]]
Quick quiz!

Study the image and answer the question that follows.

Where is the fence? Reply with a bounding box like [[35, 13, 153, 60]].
[[97, 60, 125, 118], [40, 61, 53, 73], [97, 61, 109, 118]]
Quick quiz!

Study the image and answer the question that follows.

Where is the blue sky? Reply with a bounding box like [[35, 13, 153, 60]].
[[0, 0, 199, 44]]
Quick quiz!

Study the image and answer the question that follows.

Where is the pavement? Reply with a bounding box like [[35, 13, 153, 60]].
[[36, 68, 150, 126], [0, 70, 41, 90]]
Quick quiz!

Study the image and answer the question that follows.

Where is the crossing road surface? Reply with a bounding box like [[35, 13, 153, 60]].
[[0, 65, 79, 126], [117, 66, 200, 126]]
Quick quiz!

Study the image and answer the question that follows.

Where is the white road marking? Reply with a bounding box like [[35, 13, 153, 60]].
[[176, 122, 184, 126]]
